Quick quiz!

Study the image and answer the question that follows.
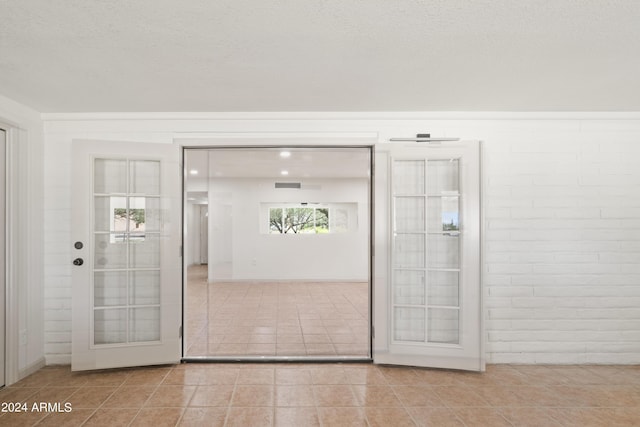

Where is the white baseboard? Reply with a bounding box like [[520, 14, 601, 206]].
[[16, 357, 46, 383]]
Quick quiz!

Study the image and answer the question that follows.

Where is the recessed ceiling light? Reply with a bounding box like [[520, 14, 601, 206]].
[[281, 170, 289, 176], [280, 151, 291, 158], [189, 169, 198, 175]]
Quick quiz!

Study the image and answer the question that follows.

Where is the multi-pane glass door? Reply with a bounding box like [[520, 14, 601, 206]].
[[92, 159, 162, 346], [72, 140, 180, 371], [392, 158, 461, 345], [374, 141, 481, 371]]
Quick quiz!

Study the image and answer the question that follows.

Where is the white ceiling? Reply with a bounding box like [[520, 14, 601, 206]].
[[1, 1, 639, 112]]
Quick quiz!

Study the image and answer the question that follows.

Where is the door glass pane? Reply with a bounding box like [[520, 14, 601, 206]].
[[130, 271, 160, 305], [394, 233, 425, 268], [94, 159, 127, 194], [129, 233, 160, 268], [394, 270, 425, 305], [94, 271, 127, 307], [427, 234, 459, 269], [92, 157, 162, 347], [427, 159, 459, 194], [94, 196, 127, 232], [427, 197, 459, 232], [94, 309, 126, 344], [129, 307, 160, 342], [130, 160, 160, 195], [427, 308, 459, 344], [94, 233, 127, 269], [427, 271, 459, 306], [141, 197, 162, 231], [395, 197, 425, 232], [394, 307, 425, 342], [393, 160, 425, 194]]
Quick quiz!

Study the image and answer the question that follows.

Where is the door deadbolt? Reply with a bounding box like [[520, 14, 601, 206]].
[[74, 241, 83, 250], [73, 258, 84, 266]]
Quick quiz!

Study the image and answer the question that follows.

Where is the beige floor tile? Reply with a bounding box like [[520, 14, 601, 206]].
[[101, 386, 156, 408], [145, 385, 196, 407], [498, 407, 563, 427], [313, 385, 358, 407], [393, 385, 445, 407], [82, 408, 139, 427], [406, 407, 465, 427], [237, 368, 275, 385], [179, 407, 227, 427], [365, 407, 416, 427], [310, 367, 348, 384], [344, 367, 388, 385], [36, 408, 96, 427], [130, 407, 184, 427], [317, 407, 367, 426], [275, 385, 315, 407], [275, 369, 312, 385], [226, 407, 273, 427], [352, 385, 402, 407], [454, 407, 513, 427], [275, 407, 320, 427], [64, 386, 117, 408], [232, 385, 274, 407], [433, 385, 491, 407], [189, 385, 234, 406]]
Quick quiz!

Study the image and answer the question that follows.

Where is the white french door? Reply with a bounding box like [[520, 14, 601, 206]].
[[71, 140, 181, 371], [373, 141, 483, 371]]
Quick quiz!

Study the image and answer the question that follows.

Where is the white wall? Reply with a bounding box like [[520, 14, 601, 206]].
[[41, 112, 640, 365], [209, 177, 369, 281], [0, 94, 45, 382]]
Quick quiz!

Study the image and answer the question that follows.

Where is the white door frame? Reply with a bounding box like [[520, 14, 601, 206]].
[[0, 121, 26, 385], [176, 133, 484, 369]]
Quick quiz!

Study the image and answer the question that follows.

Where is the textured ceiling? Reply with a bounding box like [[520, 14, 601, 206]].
[[1, 0, 639, 112]]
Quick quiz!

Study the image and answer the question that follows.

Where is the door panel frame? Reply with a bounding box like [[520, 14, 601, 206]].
[[373, 141, 484, 371], [71, 139, 182, 371]]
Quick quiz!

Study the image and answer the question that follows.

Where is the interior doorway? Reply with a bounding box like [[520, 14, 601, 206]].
[[183, 146, 372, 360]]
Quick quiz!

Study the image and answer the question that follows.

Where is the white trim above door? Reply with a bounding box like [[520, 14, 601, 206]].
[[71, 140, 181, 371], [373, 140, 483, 371]]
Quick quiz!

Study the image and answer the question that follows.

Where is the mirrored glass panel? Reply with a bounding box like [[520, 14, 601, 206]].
[[130, 160, 160, 195], [427, 308, 459, 344], [94, 308, 126, 345], [427, 271, 459, 307], [427, 159, 459, 195], [394, 307, 425, 342], [394, 270, 425, 305], [94, 159, 127, 194], [393, 160, 425, 194], [395, 197, 425, 232], [394, 233, 425, 268], [94, 271, 127, 307]]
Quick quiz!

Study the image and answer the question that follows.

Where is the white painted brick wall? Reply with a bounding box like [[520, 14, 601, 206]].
[[41, 116, 640, 365], [484, 129, 640, 364]]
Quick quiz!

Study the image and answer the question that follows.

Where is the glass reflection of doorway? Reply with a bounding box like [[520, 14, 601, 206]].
[[183, 147, 371, 360]]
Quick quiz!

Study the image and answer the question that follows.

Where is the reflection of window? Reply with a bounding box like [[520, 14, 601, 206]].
[[269, 207, 329, 234]]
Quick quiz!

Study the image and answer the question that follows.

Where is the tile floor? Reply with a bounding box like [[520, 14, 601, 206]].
[[1, 363, 640, 426], [185, 266, 370, 358]]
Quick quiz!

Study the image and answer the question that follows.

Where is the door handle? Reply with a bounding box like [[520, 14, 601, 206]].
[[73, 258, 84, 266]]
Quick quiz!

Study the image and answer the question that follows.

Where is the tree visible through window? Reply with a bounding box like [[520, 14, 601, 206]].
[[269, 207, 329, 234]]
